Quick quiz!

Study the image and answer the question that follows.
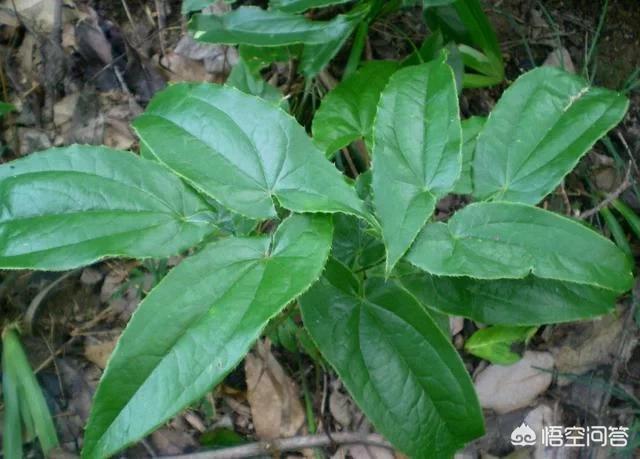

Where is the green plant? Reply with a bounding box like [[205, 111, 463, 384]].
[[2, 325, 59, 458], [185, 0, 503, 89], [0, 48, 632, 458]]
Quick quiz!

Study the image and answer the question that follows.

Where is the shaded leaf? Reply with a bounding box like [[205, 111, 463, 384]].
[[2, 327, 59, 456], [133, 83, 371, 222], [190, 6, 359, 46], [0, 101, 15, 117], [312, 60, 398, 156], [0, 145, 215, 270], [473, 67, 628, 204], [300, 259, 484, 458], [2, 330, 23, 459], [406, 202, 633, 293], [372, 57, 461, 272], [83, 214, 333, 459], [226, 58, 287, 109], [396, 268, 618, 325], [271, 0, 354, 14], [181, 0, 214, 14], [452, 116, 485, 194]]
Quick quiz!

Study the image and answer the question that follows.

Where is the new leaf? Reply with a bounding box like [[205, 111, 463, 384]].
[[372, 57, 461, 272], [83, 214, 333, 459], [312, 60, 398, 156]]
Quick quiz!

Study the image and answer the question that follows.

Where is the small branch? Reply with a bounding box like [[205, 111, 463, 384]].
[[341, 148, 359, 177], [163, 432, 392, 459], [579, 164, 632, 219]]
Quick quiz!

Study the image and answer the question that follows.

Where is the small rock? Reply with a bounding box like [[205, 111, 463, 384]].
[[475, 351, 554, 414]]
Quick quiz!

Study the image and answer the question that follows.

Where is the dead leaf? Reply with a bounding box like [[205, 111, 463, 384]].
[[474, 351, 555, 414], [150, 427, 198, 455], [84, 335, 118, 369], [174, 35, 238, 75], [552, 312, 636, 384], [449, 316, 464, 336], [543, 48, 576, 74], [158, 51, 214, 83], [329, 382, 353, 428], [18, 127, 51, 155], [80, 267, 103, 286], [245, 340, 306, 439]]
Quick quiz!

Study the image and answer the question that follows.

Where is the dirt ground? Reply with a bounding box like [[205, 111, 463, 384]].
[[0, 0, 639, 458]]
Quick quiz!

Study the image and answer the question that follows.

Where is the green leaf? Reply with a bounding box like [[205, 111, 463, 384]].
[[299, 29, 353, 78], [271, 0, 354, 14], [423, 0, 455, 6], [452, 0, 502, 75], [226, 58, 287, 109], [406, 202, 633, 293], [312, 60, 398, 156], [0, 101, 15, 117], [424, 0, 503, 86], [300, 259, 484, 458], [372, 56, 461, 272], [133, 83, 371, 222], [181, 0, 213, 14], [2, 327, 59, 456], [396, 268, 618, 325], [332, 213, 384, 270], [452, 116, 485, 194], [238, 44, 302, 73], [83, 214, 333, 459], [2, 332, 23, 459], [465, 325, 537, 365], [189, 6, 359, 46], [0, 145, 215, 270], [473, 67, 629, 204]]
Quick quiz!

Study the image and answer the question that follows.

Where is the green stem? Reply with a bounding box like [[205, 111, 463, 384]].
[[600, 207, 633, 258], [343, 22, 368, 78]]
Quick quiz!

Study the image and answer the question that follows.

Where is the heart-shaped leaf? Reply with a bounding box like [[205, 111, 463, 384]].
[[300, 259, 484, 458], [83, 214, 333, 459], [473, 66, 628, 204], [406, 202, 633, 293], [312, 60, 398, 156], [0, 145, 215, 270], [372, 56, 461, 272], [133, 83, 371, 223]]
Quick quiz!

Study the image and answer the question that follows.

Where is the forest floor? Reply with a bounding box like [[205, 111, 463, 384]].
[[0, 0, 639, 458]]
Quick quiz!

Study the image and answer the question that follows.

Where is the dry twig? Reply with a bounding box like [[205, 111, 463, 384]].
[[163, 432, 392, 459], [578, 164, 633, 219]]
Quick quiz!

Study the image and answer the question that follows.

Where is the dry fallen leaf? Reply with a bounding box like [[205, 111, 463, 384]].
[[84, 335, 119, 369], [552, 313, 636, 384], [543, 48, 576, 74], [474, 351, 555, 414], [245, 340, 306, 439]]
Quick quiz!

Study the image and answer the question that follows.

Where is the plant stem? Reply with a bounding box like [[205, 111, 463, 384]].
[[344, 22, 368, 78]]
